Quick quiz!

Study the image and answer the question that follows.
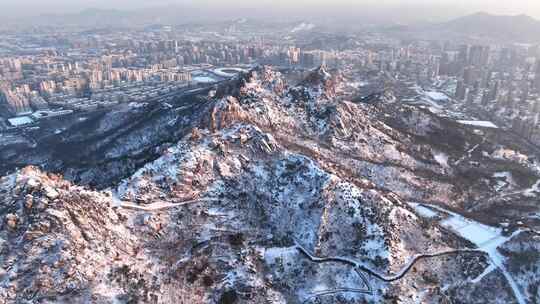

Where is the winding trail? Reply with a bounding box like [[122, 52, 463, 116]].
[[112, 192, 529, 302], [295, 241, 482, 282], [116, 198, 220, 212], [417, 203, 527, 304]]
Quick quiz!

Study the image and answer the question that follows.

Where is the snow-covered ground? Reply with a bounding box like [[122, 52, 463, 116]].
[[410, 203, 526, 304], [457, 120, 498, 129], [432, 151, 449, 168], [523, 180, 540, 198], [493, 172, 515, 192], [440, 213, 503, 247], [408, 203, 438, 218]]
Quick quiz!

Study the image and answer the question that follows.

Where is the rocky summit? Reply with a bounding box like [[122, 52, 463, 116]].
[[1, 66, 539, 304]]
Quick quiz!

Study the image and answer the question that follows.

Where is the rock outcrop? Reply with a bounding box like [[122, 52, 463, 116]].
[[0, 66, 537, 303]]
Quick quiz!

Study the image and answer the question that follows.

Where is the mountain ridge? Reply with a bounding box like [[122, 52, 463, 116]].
[[439, 12, 540, 42], [383, 12, 540, 43], [0, 66, 539, 303]]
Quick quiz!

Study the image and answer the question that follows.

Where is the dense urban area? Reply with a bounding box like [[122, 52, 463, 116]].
[[1, 20, 540, 142]]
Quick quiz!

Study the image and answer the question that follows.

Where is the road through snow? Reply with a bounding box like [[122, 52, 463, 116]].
[[414, 203, 526, 304]]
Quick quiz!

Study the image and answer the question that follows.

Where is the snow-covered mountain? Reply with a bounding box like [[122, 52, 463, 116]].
[[0, 66, 538, 303]]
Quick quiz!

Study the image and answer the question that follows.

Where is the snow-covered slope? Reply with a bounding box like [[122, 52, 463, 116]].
[[0, 66, 538, 303]]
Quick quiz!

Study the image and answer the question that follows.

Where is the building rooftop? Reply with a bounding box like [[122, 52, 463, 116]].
[[8, 116, 34, 127]]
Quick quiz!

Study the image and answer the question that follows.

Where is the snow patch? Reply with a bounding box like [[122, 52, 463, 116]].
[[409, 203, 439, 219], [457, 120, 498, 129], [433, 151, 449, 168], [524, 180, 540, 197]]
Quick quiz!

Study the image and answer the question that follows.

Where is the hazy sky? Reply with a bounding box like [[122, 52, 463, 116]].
[[3, 0, 540, 19]]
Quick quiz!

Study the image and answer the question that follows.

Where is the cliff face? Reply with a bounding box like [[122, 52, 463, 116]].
[[0, 66, 538, 303]]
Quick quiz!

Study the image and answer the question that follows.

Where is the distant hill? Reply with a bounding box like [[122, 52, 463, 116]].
[[436, 12, 540, 42], [383, 12, 540, 43]]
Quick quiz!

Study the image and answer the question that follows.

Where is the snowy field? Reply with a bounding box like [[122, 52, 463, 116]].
[[410, 203, 526, 304], [440, 215, 502, 247], [408, 203, 438, 218]]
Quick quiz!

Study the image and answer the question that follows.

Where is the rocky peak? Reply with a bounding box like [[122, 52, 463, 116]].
[[214, 66, 287, 104], [302, 64, 332, 86], [295, 64, 342, 101]]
